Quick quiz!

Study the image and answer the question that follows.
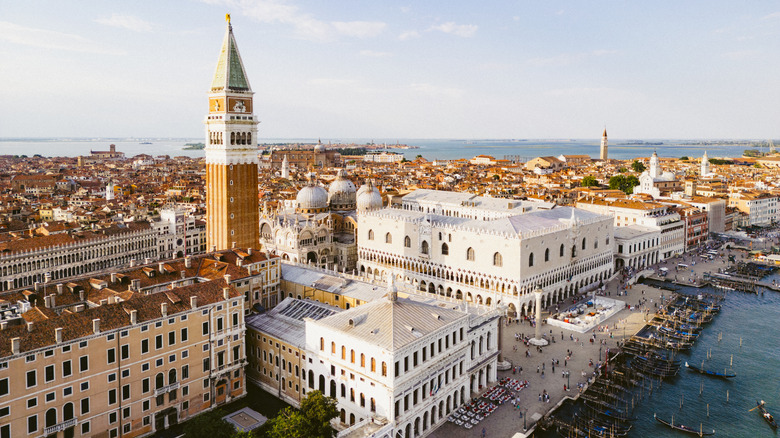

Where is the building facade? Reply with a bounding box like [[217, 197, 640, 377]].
[[204, 18, 260, 251]]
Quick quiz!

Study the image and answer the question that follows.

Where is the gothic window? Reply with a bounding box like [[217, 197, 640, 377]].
[[368, 230, 374, 240], [247, 133, 252, 144], [560, 244, 564, 257], [594, 240, 598, 249], [572, 245, 577, 258], [421, 241, 429, 255], [230, 132, 235, 145], [582, 238, 586, 250], [441, 243, 449, 255], [385, 233, 392, 244], [528, 253, 534, 267], [606, 237, 610, 245], [545, 248, 550, 262], [466, 247, 475, 261], [493, 252, 502, 266], [404, 236, 411, 248]]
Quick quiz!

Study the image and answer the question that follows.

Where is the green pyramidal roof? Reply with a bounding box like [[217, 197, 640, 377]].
[[211, 23, 251, 92]]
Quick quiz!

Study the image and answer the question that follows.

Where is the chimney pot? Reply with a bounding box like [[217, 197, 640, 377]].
[[224, 274, 231, 284], [248, 248, 253, 255], [161, 302, 168, 317], [144, 258, 151, 265], [11, 338, 20, 355], [158, 262, 165, 274], [232, 241, 237, 249], [56, 283, 63, 295], [50, 294, 56, 308], [27, 321, 34, 332], [190, 296, 198, 309], [236, 259, 243, 267], [55, 327, 63, 344], [44, 295, 51, 308], [223, 287, 230, 300], [92, 318, 100, 334], [130, 309, 137, 325], [111, 273, 118, 284], [34, 282, 41, 292], [184, 256, 192, 269], [79, 290, 85, 301], [129, 259, 136, 267]]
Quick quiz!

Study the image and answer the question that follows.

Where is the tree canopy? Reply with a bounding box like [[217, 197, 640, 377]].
[[580, 175, 599, 187], [631, 160, 646, 172], [183, 409, 236, 438], [266, 391, 339, 438], [608, 175, 640, 195]]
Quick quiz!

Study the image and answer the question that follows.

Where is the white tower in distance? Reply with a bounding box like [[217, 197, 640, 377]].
[[106, 181, 115, 201], [600, 127, 608, 161], [649, 151, 660, 178], [281, 155, 290, 179], [701, 151, 711, 176]]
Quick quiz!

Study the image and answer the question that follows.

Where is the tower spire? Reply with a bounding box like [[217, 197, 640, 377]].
[[211, 16, 251, 93]]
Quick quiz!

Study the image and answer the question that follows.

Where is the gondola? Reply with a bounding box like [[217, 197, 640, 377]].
[[756, 400, 778, 429], [684, 361, 736, 378], [654, 413, 715, 436]]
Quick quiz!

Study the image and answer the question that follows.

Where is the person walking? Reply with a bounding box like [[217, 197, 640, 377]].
[[482, 427, 486, 438]]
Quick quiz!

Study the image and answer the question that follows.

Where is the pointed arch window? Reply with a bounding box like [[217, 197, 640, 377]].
[[493, 252, 502, 267], [404, 236, 411, 248], [528, 253, 534, 267], [441, 243, 449, 255], [385, 233, 392, 244], [368, 230, 374, 240], [421, 241, 429, 255], [545, 248, 550, 262], [466, 247, 475, 261], [560, 244, 565, 257], [582, 237, 587, 250]]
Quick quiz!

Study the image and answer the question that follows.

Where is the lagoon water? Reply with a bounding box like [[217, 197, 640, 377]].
[[0, 138, 762, 162]]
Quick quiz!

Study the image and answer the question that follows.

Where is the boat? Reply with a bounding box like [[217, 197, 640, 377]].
[[757, 400, 778, 429], [684, 362, 736, 378], [139, 142, 152, 144], [654, 413, 715, 436]]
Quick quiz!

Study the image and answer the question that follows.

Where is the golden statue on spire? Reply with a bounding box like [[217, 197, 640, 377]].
[[226, 13, 231, 23]]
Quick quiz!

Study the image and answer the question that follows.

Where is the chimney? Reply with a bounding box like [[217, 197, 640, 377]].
[[50, 294, 56, 308], [26, 321, 34, 332], [44, 295, 52, 308], [79, 290, 85, 301], [55, 327, 63, 344], [236, 259, 243, 268], [158, 262, 165, 274], [224, 274, 231, 284], [232, 241, 237, 249], [211, 245, 217, 253], [56, 283, 63, 295], [144, 257, 151, 265], [34, 282, 41, 292], [248, 248, 253, 255], [131, 279, 140, 292], [130, 259, 136, 267], [92, 318, 100, 334], [0, 321, 7, 330], [190, 296, 198, 309], [223, 287, 230, 300], [11, 338, 20, 355], [180, 271, 186, 279], [130, 309, 137, 325], [111, 273, 118, 284], [184, 256, 192, 269], [161, 302, 168, 317]]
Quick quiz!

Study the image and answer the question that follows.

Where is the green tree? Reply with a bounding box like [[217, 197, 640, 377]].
[[581, 175, 598, 187], [267, 391, 339, 438], [415, 154, 423, 159], [492, 174, 500, 181], [631, 160, 645, 172], [617, 167, 627, 173], [608, 175, 640, 195], [183, 409, 236, 438], [679, 156, 689, 161]]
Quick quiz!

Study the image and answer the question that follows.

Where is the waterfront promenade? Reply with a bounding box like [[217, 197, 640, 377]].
[[431, 247, 736, 438]]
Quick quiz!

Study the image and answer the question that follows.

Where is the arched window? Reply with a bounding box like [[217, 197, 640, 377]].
[[341, 346, 346, 360], [169, 368, 177, 384], [371, 358, 376, 372], [320, 337, 324, 351], [606, 237, 610, 245], [368, 230, 374, 240], [528, 253, 534, 267], [582, 237, 586, 250], [46, 408, 57, 428], [350, 349, 355, 363], [360, 353, 365, 367], [155, 373, 164, 389], [404, 236, 411, 248], [545, 248, 550, 262], [560, 244, 565, 257], [331, 342, 336, 354], [441, 243, 449, 255], [466, 247, 475, 261], [385, 233, 392, 244], [493, 252, 502, 267], [594, 240, 598, 249], [382, 361, 387, 376], [421, 241, 429, 255], [572, 245, 577, 258], [63, 402, 74, 421]]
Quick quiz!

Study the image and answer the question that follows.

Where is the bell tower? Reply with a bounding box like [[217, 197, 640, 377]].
[[600, 127, 608, 161], [205, 15, 259, 251]]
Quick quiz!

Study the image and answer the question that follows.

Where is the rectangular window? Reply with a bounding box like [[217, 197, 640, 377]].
[[121, 369, 130, 379], [217, 318, 223, 331], [0, 378, 7, 397], [155, 335, 163, 350], [110, 428, 118, 438], [182, 365, 189, 380], [142, 378, 150, 393], [181, 328, 188, 342], [45, 392, 55, 402], [122, 385, 130, 401], [27, 398, 37, 408], [45, 365, 55, 383], [108, 389, 117, 405], [79, 356, 89, 372], [0, 406, 8, 418], [202, 321, 209, 335], [107, 348, 116, 364], [121, 345, 129, 360], [109, 412, 117, 424], [1, 424, 9, 438], [182, 350, 189, 359], [28, 415, 37, 434], [142, 400, 150, 412], [81, 397, 90, 414], [26, 370, 36, 388], [142, 362, 150, 372], [62, 360, 72, 378], [123, 423, 131, 434], [63, 386, 72, 397], [108, 373, 117, 383], [232, 313, 238, 326], [81, 422, 90, 435], [141, 339, 149, 354], [168, 331, 175, 346], [203, 358, 210, 372]]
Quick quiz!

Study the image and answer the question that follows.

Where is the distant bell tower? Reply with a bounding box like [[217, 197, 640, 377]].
[[205, 15, 259, 251], [600, 127, 608, 161], [701, 151, 710, 176]]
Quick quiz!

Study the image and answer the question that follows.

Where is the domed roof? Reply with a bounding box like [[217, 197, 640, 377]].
[[328, 169, 357, 209], [314, 139, 325, 153], [357, 180, 382, 212], [296, 173, 328, 210]]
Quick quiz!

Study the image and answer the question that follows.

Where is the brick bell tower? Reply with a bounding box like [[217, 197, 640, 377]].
[[205, 14, 259, 251]]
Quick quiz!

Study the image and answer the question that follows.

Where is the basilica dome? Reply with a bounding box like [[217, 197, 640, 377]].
[[328, 169, 357, 210], [356, 181, 382, 213], [296, 174, 328, 213]]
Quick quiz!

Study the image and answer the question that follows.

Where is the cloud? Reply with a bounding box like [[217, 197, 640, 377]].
[[761, 12, 780, 20], [429, 22, 478, 38], [332, 21, 386, 38], [409, 83, 464, 99], [359, 50, 392, 57], [95, 14, 153, 32], [529, 49, 615, 67], [206, 0, 385, 41], [0, 21, 123, 54], [398, 30, 420, 40]]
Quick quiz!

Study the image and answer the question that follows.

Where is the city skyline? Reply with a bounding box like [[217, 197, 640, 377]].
[[2, 1, 780, 139]]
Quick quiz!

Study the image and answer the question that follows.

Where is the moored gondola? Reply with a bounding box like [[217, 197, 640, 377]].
[[756, 400, 778, 429], [654, 413, 715, 436], [684, 361, 736, 378]]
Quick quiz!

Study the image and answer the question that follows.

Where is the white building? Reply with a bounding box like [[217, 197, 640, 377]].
[[613, 226, 661, 271], [365, 152, 405, 163], [357, 190, 615, 316], [153, 208, 207, 260], [635, 152, 679, 198]]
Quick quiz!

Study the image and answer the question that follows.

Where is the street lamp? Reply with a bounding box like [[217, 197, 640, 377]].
[[523, 408, 527, 431], [567, 370, 570, 390]]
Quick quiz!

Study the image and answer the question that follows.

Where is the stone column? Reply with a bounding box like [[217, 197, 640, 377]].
[[529, 286, 548, 346]]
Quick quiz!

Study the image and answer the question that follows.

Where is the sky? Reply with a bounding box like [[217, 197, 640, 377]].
[[1, 1, 780, 140]]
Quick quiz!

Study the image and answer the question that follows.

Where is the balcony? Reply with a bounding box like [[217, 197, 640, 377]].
[[44, 418, 78, 435], [154, 381, 180, 396]]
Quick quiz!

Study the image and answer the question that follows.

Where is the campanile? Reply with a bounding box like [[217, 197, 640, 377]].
[[205, 15, 259, 251]]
